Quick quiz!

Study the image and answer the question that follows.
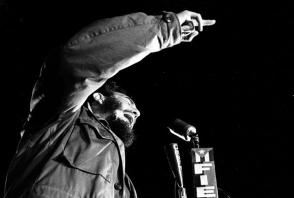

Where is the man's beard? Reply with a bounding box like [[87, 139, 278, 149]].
[[106, 114, 136, 147]]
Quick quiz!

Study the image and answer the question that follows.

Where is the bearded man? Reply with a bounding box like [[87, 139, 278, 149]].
[[4, 10, 215, 198]]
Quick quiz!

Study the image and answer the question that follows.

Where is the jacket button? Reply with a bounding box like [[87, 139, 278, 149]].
[[114, 183, 122, 191], [165, 16, 172, 23], [163, 13, 173, 23]]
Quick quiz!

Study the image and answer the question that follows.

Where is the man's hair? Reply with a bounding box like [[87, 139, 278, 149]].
[[99, 81, 127, 97], [87, 81, 128, 105], [86, 80, 136, 112]]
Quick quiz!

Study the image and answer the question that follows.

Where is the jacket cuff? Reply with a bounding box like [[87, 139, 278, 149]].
[[161, 11, 182, 47]]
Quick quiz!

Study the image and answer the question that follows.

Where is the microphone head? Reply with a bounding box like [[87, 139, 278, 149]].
[[173, 118, 197, 134], [167, 118, 197, 141]]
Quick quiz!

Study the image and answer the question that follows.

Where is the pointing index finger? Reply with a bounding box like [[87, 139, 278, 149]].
[[202, 19, 216, 26]]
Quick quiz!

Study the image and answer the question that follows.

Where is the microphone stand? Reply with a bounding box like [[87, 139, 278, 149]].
[[191, 133, 200, 149], [175, 181, 188, 198], [165, 143, 188, 198], [168, 134, 200, 198]]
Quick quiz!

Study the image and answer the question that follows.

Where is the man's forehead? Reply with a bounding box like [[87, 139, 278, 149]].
[[113, 92, 135, 105]]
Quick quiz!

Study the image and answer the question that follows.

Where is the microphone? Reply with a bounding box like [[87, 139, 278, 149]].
[[164, 143, 187, 198], [167, 118, 197, 142]]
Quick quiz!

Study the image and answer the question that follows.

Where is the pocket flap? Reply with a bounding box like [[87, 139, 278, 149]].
[[63, 120, 118, 182]]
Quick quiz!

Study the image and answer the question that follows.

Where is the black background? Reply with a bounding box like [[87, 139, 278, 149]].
[[1, 0, 293, 197]]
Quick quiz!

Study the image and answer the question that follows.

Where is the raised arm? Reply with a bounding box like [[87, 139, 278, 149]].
[[29, 11, 215, 119]]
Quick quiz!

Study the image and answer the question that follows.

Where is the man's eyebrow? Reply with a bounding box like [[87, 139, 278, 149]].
[[125, 96, 135, 106]]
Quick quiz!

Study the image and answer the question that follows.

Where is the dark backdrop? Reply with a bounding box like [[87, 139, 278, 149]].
[[1, 0, 293, 197]]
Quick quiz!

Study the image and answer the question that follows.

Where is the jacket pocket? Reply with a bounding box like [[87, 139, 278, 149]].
[[62, 118, 117, 182]]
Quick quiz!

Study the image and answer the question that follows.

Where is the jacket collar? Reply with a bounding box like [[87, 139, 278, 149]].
[[78, 105, 114, 141]]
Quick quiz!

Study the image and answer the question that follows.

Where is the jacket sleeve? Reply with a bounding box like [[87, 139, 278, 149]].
[[30, 11, 182, 115]]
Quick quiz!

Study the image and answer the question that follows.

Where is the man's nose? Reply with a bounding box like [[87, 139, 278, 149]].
[[132, 108, 140, 119]]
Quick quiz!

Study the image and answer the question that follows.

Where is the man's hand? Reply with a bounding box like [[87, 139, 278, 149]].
[[177, 10, 216, 42]]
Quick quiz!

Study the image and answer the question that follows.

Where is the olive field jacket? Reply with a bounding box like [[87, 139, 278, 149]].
[[4, 11, 182, 198]]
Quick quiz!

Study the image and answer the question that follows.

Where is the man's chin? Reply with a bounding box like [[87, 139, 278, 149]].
[[107, 116, 136, 147], [122, 132, 135, 148]]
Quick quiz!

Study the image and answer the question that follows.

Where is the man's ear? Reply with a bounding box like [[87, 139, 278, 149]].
[[93, 92, 105, 105]]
